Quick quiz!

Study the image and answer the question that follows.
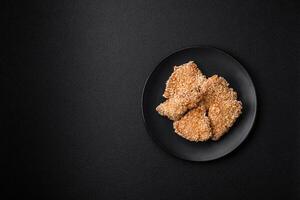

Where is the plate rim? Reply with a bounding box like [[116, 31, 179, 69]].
[[141, 45, 257, 162]]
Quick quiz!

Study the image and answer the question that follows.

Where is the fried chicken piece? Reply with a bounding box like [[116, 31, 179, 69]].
[[163, 61, 206, 98], [156, 61, 206, 120], [157, 62, 243, 142], [173, 105, 212, 142], [201, 75, 242, 140], [208, 100, 242, 140], [201, 75, 237, 109], [156, 88, 203, 120]]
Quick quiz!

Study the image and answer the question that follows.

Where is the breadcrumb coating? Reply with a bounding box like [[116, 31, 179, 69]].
[[156, 61, 206, 120], [163, 61, 206, 98], [156, 62, 243, 142], [208, 100, 242, 140], [173, 105, 212, 142], [156, 88, 203, 120], [201, 75, 242, 140], [201, 75, 237, 109]]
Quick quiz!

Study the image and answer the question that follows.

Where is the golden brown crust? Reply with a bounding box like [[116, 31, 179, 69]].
[[156, 88, 203, 120], [208, 100, 242, 140], [163, 61, 206, 98], [156, 97, 187, 121], [201, 75, 242, 140], [201, 75, 237, 109], [156, 63, 243, 142], [156, 61, 207, 121], [173, 105, 212, 142]]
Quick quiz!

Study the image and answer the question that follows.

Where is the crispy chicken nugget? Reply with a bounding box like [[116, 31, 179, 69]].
[[163, 61, 206, 98], [173, 105, 212, 142], [208, 100, 242, 140], [156, 88, 203, 120]]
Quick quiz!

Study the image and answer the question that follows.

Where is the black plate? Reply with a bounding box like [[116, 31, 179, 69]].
[[142, 46, 257, 161]]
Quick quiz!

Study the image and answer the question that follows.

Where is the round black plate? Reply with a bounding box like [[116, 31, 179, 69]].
[[142, 46, 257, 161]]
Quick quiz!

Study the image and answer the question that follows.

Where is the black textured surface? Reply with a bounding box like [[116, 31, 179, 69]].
[[142, 47, 257, 161], [5, 0, 299, 199]]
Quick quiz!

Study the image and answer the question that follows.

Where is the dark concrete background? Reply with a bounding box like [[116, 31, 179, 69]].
[[5, 0, 299, 199]]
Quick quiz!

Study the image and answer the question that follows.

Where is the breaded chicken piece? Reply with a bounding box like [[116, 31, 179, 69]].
[[163, 61, 206, 98], [156, 61, 206, 120], [201, 75, 237, 109], [156, 63, 243, 142], [208, 100, 242, 140], [201, 75, 242, 140], [156, 88, 203, 120], [173, 105, 212, 142]]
